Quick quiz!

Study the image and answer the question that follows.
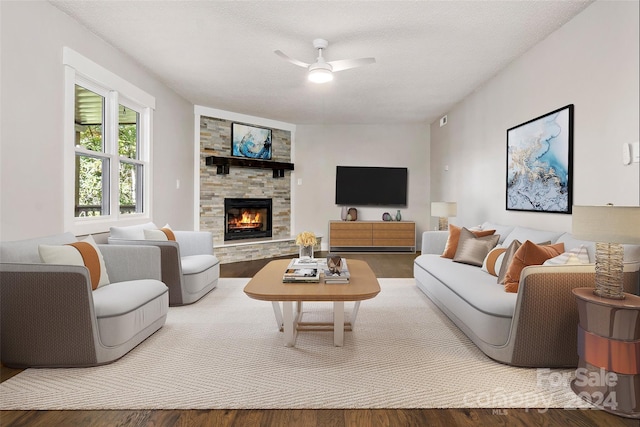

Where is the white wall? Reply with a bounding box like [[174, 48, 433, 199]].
[[0, 1, 194, 241], [293, 124, 430, 250], [429, 1, 640, 233]]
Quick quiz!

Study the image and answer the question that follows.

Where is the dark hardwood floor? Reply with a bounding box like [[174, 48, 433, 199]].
[[1, 252, 636, 426], [220, 251, 417, 279]]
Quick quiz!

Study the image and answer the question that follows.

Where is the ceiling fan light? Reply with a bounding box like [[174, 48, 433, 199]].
[[308, 68, 333, 84]]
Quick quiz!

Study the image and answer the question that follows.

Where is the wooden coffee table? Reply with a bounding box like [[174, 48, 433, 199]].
[[244, 259, 380, 347]]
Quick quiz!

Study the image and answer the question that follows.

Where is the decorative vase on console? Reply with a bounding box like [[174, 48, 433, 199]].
[[296, 231, 317, 260], [396, 210, 402, 221], [341, 206, 348, 221]]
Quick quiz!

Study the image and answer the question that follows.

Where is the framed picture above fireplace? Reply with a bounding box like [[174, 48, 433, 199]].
[[231, 123, 272, 160]]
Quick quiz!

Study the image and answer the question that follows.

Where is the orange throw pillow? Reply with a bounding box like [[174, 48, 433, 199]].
[[503, 241, 565, 293], [442, 225, 496, 259]]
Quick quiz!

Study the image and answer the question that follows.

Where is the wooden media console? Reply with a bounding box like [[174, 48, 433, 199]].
[[329, 220, 416, 252]]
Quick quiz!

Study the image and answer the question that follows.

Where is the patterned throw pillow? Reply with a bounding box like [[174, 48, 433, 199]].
[[543, 245, 590, 265], [482, 247, 507, 276], [39, 235, 110, 290]]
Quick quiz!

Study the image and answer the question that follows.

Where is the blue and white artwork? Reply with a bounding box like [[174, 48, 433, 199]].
[[506, 105, 573, 214], [231, 123, 272, 160]]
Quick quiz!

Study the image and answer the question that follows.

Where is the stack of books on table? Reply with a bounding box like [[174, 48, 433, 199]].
[[323, 258, 350, 284], [283, 259, 320, 283], [288, 257, 322, 269]]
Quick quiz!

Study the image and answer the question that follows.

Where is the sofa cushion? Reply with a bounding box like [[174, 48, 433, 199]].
[[414, 254, 517, 318], [502, 226, 563, 248], [143, 224, 176, 241], [503, 241, 565, 293], [453, 228, 500, 266], [543, 245, 590, 265], [497, 239, 522, 284], [555, 233, 596, 262], [482, 247, 507, 276], [496, 239, 552, 284], [109, 222, 157, 240], [480, 222, 515, 244], [442, 225, 496, 259], [38, 235, 110, 289]]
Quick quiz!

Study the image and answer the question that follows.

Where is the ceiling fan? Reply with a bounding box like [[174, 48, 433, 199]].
[[274, 39, 376, 84]]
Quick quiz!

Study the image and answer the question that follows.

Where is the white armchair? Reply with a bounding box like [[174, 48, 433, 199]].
[[108, 223, 220, 306], [0, 232, 168, 368]]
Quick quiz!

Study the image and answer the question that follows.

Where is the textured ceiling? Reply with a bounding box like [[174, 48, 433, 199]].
[[51, 0, 592, 125]]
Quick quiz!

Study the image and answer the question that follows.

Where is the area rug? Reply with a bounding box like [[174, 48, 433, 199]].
[[0, 278, 587, 410]]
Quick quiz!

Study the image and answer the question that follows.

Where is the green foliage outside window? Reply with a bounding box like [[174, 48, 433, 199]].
[[118, 123, 138, 212], [76, 122, 138, 216]]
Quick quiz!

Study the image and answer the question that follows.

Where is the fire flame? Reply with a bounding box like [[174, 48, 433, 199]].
[[229, 210, 262, 228], [241, 211, 260, 224]]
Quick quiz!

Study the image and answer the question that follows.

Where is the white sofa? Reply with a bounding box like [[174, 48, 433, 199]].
[[0, 232, 169, 368], [413, 222, 640, 367], [108, 222, 220, 306]]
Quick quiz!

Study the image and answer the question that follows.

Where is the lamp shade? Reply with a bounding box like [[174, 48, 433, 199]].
[[572, 205, 640, 244], [431, 202, 457, 218], [308, 68, 333, 84]]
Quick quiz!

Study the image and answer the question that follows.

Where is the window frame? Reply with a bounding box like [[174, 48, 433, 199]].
[[64, 47, 155, 235]]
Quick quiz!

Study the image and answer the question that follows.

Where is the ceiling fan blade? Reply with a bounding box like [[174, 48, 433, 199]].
[[328, 57, 376, 72], [274, 50, 310, 69]]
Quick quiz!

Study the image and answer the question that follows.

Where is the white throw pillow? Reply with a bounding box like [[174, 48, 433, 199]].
[[143, 224, 176, 241], [109, 222, 157, 240], [543, 245, 590, 265], [39, 235, 110, 289]]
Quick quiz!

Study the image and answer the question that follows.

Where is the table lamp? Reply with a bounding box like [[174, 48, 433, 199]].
[[431, 202, 457, 231], [572, 205, 640, 299]]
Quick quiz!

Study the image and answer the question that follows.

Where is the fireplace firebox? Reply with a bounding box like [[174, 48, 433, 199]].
[[224, 198, 272, 241]]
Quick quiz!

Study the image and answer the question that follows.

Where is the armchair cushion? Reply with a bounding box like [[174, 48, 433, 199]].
[[109, 222, 157, 240], [0, 232, 77, 263], [38, 235, 109, 289], [143, 224, 176, 241], [93, 279, 168, 347], [182, 254, 218, 275]]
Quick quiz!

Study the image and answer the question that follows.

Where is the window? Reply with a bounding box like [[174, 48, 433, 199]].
[[64, 48, 155, 234]]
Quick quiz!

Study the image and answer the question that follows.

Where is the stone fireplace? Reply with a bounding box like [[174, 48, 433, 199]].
[[200, 115, 317, 263], [224, 198, 272, 241]]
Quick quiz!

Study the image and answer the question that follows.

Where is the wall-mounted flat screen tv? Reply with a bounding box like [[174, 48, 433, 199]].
[[335, 166, 408, 206]]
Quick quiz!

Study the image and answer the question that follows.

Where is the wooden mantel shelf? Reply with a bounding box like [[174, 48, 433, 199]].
[[204, 155, 294, 178]]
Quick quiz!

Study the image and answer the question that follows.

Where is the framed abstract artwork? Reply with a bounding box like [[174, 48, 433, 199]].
[[231, 123, 272, 160], [506, 104, 574, 214]]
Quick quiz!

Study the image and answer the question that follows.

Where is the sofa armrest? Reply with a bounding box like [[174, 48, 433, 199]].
[[421, 231, 448, 255], [0, 263, 100, 367], [98, 244, 162, 283], [507, 263, 640, 367], [173, 231, 214, 257]]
